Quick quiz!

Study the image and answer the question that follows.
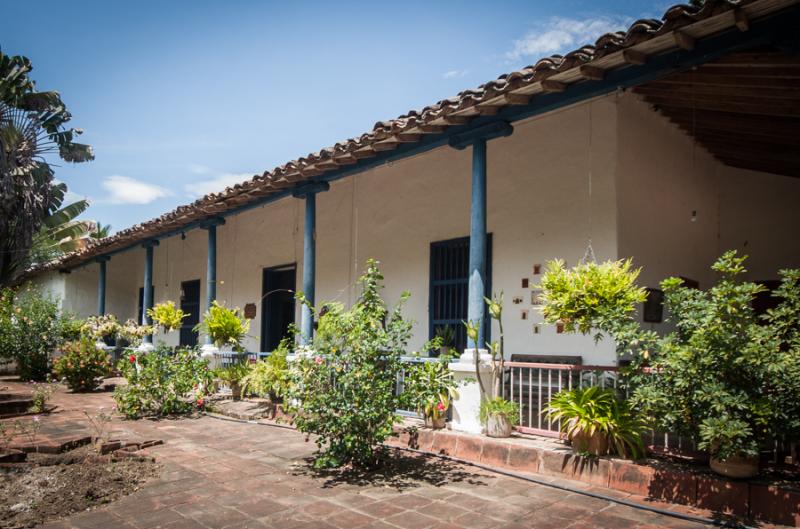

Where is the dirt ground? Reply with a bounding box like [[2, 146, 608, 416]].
[[0, 446, 158, 529]]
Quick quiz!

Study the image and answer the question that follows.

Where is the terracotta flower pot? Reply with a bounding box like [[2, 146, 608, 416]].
[[710, 454, 759, 479], [424, 415, 446, 429], [486, 413, 513, 438], [570, 430, 609, 456]]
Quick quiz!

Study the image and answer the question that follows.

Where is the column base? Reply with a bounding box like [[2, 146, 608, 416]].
[[135, 342, 155, 354], [200, 343, 219, 369], [448, 349, 494, 435]]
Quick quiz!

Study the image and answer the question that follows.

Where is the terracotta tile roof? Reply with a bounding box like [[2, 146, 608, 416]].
[[31, 0, 795, 274]]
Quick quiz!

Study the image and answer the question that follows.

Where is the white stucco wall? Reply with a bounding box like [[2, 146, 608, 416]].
[[617, 93, 800, 333]]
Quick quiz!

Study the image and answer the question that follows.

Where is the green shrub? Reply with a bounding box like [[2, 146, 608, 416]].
[[288, 259, 412, 469], [543, 387, 646, 459], [58, 312, 84, 342], [241, 340, 291, 401], [113, 345, 212, 419], [630, 252, 800, 461], [479, 397, 520, 426], [53, 338, 111, 392], [0, 285, 61, 381], [194, 301, 249, 350], [402, 359, 458, 421]]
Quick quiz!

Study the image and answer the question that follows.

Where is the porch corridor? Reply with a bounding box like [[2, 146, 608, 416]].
[[6, 380, 710, 529]]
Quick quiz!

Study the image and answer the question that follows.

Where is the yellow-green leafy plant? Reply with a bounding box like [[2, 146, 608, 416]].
[[194, 301, 250, 351], [539, 259, 647, 342], [403, 358, 459, 424], [147, 301, 187, 333]]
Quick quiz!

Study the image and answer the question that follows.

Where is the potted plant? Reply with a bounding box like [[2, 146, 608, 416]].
[[403, 359, 459, 429], [194, 301, 250, 352], [147, 301, 188, 334], [215, 361, 250, 400], [241, 340, 291, 410], [700, 416, 759, 478], [434, 325, 455, 357], [81, 315, 121, 349], [480, 397, 519, 438], [543, 386, 646, 458]]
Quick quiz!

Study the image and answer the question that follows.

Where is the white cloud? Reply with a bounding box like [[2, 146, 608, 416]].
[[188, 163, 211, 175], [442, 69, 468, 79], [185, 172, 253, 197], [507, 15, 631, 63], [101, 175, 171, 205]]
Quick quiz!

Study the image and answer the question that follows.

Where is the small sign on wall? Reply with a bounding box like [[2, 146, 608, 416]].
[[244, 303, 257, 320]]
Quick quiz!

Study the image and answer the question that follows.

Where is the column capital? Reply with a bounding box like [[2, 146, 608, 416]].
[[199, 217, 226, 229], [448, 120, 513, 150], [292, 181, 330, 198], [141, 239, 160, 249]]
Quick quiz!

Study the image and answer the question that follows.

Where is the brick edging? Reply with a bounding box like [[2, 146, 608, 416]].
[[387, 426, 800, 527]]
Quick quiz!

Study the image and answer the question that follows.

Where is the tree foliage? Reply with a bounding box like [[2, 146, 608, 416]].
[[0, 50, 93, 286], [288, 260, 412, 469]]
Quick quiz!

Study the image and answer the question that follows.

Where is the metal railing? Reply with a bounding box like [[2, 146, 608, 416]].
[[500, 362, 622, 438], [214, 351, 270, 368]]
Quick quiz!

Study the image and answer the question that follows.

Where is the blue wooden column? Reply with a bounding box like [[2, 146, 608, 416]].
[[449, 121, 513, 350], [96, 256, 110, 315], [293, 182, 330, 345], [202, 218, 225, 345], [141, 240, 159, 344], [468, 139, 487, 349]]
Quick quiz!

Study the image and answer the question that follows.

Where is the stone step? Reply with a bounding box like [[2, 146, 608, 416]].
[[0, 398, 34, 418]]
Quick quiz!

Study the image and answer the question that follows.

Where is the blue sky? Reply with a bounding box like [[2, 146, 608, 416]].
[[4, 0, 670, 232]]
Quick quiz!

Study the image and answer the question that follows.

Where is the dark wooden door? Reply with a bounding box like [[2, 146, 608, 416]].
[[179, 280, 201, 347], [261, 265, 296, 352]]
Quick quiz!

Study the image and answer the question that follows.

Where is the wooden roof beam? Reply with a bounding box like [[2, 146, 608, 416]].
[[622, 48, 648, 66], [541, 80, 567, 93], [371, 141, 399, 152], [476, 105, 502, 116], [440, 115, 471, 125], [501, 93, 532, 105], [580, 65, 606, 81], [674, 30, 696, 51], [734, 8, 749, 32], [394, 133, 422, 143]]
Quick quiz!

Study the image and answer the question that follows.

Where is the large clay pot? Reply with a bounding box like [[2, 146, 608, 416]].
[[710, 454, 759, 479], [486, 413, 513, 438], [424, 415, 446, 429], [570, 430, 609, 456]]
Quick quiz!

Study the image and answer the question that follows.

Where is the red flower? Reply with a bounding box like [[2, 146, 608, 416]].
[[129, 354, 136, 363], [196, 398, 204, 407], [314, 356, 323, 365], [436, 402, 446, 411]]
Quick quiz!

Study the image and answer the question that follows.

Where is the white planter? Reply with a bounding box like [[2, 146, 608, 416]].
[[448, 349, 494, 435]]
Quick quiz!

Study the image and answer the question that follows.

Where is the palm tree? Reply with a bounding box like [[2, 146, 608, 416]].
[[90, 223, 112, 240], [0, 50, 93, 286]]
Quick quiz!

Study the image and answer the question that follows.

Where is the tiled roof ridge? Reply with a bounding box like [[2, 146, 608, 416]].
[[35, 0, 759, 273]]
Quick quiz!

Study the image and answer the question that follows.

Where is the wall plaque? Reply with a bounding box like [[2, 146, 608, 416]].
[[244, 303, 257, 319]]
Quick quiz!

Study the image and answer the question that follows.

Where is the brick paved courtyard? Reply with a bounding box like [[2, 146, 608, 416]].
[[4, 380, 712, 529]]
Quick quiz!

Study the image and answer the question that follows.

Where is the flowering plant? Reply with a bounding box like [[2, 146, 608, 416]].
[[402, 358, 459, 422], [52, 338, 111, 392], [194, 301, 250, 350], [80, 314, 121, 341], [118, 319, 152, 346]]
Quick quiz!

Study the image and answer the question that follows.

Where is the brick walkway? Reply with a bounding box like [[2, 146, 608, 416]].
[[3, 380, 711, 529]]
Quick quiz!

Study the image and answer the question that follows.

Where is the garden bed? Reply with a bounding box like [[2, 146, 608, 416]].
[[0, 444, 158, 529]]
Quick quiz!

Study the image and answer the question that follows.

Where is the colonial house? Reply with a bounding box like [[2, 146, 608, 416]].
[[28, 0, 800, 367]]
